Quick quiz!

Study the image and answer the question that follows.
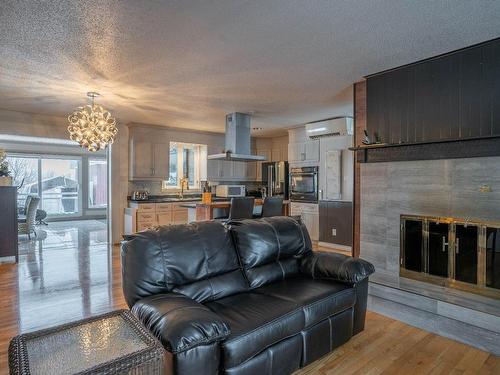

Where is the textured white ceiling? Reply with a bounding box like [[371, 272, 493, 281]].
[[1, 1, 499, 136]]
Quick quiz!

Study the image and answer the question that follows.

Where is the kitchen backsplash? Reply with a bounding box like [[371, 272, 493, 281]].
[[129, 180, 263, 195]]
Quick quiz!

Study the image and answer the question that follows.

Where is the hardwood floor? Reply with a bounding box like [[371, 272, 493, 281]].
[[0, 220, 499, 374]]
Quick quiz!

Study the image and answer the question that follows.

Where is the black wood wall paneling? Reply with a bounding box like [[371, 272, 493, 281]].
[[319, 201, 353, 246], [366, 38, 500, 145]]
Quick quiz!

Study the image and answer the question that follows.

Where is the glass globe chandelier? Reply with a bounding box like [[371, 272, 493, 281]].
[[68, 92, 118, 152]]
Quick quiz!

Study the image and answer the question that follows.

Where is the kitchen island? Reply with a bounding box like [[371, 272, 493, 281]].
[[181, 199, 290, 221]]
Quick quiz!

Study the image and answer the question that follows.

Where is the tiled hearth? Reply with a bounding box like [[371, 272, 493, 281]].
[[360, 156, 500, 354]]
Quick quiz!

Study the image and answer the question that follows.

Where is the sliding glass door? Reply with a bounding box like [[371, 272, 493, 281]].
[[41, 158, 81, 216], [6, 155, 39, 208], [6, 154, 82, 217], [88, 158, 107, 209]]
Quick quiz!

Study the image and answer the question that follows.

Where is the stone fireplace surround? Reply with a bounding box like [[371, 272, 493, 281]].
[[360, 156, 500, 354]]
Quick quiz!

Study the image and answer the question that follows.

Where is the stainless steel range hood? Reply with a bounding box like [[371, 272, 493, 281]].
[[208, 112, 266, 161]]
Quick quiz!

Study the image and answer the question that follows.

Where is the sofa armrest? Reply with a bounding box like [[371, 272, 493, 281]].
[[132, 293, 230, 354], [300, 252, 375, 284]]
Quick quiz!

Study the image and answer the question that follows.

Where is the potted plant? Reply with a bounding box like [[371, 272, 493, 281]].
[[0, 149, 12, 186]]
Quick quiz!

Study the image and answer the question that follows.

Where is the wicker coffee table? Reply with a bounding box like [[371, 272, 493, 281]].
[[9, 310, 168, 375]]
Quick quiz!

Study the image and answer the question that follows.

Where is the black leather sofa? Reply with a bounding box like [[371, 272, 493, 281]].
[[121, 216, 374, 375]]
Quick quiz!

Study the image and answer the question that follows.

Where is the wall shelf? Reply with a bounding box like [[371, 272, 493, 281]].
[[350, 136, 500, 163]]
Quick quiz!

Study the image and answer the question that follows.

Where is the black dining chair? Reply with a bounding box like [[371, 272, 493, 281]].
[[261, 197, 284, 217], [228, 197, 255, 220]]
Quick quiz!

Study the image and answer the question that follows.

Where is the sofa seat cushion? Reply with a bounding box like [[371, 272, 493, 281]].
[[205, 292, 304, 368], [255, 276, 356, 328], [132, 293, 230, 353]]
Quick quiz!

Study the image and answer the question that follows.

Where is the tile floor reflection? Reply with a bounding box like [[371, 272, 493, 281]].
[[16, 220, 118, 331]]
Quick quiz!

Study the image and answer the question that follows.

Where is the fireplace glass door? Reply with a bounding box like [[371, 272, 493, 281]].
[[486, 227, 500, 290], [454, 224, 478, 284], [428, 221, 449, 278], [403, 220, 423, 272]]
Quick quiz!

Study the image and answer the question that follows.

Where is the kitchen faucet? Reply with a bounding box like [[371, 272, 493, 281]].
[[179, 177, 189, 199]]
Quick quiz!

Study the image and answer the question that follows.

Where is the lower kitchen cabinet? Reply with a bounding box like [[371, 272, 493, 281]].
[[126, 202, 189, 234], [157, 212, 172, 226], [290, 202, 319, 241], [319, 201, 353, 247]]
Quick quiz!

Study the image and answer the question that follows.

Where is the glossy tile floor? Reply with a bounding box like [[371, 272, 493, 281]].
[[1, 220, 499, 374], [0, 220, 127, 372]]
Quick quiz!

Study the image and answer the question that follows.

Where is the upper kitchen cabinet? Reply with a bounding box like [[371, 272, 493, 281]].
[[130, 140, 169, 180], [366, 37, 500, 144], [129, 124, 226, 182], [288, 140, 319, 163], [255, 149, 271, 181], [287, 127, 319, 164], [253, 136, 287, 181], [207, 145, 257, 181]]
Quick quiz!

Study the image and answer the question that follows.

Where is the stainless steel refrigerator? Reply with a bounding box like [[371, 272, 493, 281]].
[[262, 161, 289, 198]]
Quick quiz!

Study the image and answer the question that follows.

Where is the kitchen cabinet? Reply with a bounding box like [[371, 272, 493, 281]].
[[288, 142, 304, 163], [130, 140, 169, 180], [172, 204, 189, 224], [256, 149, 271, 181], [157, 212, 172, 226], [319, 201, 353, 247], [231, 161, 247, 180], [304, 140, 319, 161], [290, 202, 319, 241], [207, 145, 258, 181], [288, 140, 319, 163], [366, 38, 500, 144], [271, 146, 287, 162], [245, 159, 257, 180], [318, 136, 353, 201], [125, 201, 189, 234]]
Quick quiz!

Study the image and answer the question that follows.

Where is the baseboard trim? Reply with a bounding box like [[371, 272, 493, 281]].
[[318, 242, 352, 252]]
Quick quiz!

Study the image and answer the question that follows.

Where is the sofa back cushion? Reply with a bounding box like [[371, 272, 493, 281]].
[[229, 216, 312, 289], [121, 221, 248, 307]]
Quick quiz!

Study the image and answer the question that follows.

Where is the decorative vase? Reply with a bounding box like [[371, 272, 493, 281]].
[[0, 176, 12, 186]]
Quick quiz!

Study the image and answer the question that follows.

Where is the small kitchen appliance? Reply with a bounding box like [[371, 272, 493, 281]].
[[215, 185, 246, 198]]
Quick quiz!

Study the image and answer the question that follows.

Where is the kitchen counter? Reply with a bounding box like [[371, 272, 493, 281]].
[[128, 196, 228, 203], [182, 199, 290, 221]]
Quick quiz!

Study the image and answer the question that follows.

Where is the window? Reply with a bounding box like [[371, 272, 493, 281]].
[[6, 155, 39, 208], [164, 142, 207, 189], [41, 158, 80, 215], [88, 159, 107, 208], [8, 155, 81, 216]]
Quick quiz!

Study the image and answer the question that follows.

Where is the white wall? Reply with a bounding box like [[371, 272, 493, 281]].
[[110, 123, 129, 244], [0, 109, 69, 138]]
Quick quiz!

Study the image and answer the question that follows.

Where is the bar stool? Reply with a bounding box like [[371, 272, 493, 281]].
[[227, 197, 255, 220], [261, 197, 284, 217]]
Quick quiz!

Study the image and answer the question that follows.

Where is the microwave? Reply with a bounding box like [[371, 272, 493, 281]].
[[215, 185, 246, 198]]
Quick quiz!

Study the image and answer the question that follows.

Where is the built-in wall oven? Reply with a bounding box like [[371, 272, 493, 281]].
[[289, 166, 318, 202]]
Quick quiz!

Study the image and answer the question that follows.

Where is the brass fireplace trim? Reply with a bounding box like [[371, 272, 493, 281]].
[[400, 214, 500, 300], [400, 268, 500, 300]]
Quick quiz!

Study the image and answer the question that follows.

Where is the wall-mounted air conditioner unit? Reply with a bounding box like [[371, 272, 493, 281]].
[[305, 117, 353, 139]]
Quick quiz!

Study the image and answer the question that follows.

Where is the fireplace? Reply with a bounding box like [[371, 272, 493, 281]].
[[400, 214, 500, 299]]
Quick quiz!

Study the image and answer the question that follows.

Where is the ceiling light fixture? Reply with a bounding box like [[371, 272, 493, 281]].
[[252, 127, 263, 131], [68, 92, 118, 152]]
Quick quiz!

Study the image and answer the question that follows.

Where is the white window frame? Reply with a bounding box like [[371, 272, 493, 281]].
[[87, 157, 107, 209], [6, 152, 83, 218], [163, 142, 207, 190]]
